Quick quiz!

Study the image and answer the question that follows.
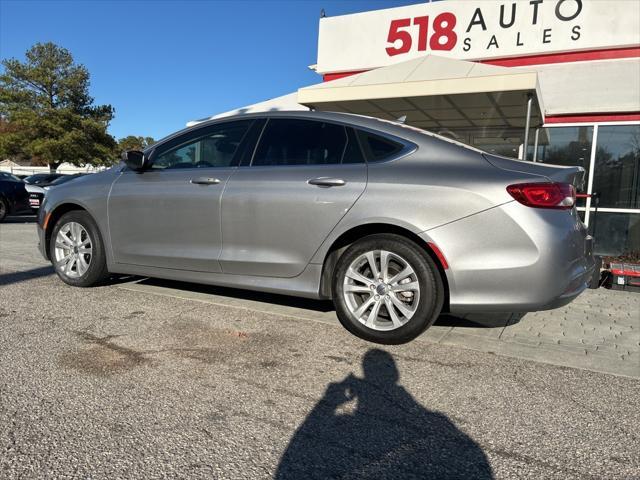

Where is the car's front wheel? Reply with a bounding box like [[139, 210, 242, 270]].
[[0, 198, 8, 223], [50, 210, 109, 287], [332, 234, 444, 344]]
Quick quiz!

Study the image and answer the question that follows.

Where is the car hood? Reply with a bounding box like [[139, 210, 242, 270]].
[[24, 183, 45, 194]]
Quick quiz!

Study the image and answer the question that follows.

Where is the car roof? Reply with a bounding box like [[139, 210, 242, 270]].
[[146, 110, 484, 157], [146, 111, 420, 153]]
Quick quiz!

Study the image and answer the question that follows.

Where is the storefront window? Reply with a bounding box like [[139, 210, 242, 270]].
[[523, 125, 536, 161], [439, 127, 525, 159], [472, 137, 521, 158], [535, 126, 593, 171], [591, 212, 640, 258], [592, 125, 640, 209], [534, 126, 593, 207]]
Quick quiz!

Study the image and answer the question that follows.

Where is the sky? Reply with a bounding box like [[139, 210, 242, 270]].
[[0, 0, 417, 140]]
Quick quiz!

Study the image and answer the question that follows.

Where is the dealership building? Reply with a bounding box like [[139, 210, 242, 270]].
[[206, 0, 640, 258]]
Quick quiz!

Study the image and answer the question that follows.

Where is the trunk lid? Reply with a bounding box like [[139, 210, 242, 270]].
[[483, 153, 585, 190]]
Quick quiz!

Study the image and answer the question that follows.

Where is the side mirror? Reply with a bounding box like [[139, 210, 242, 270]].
[[121, 150, 147, 171]]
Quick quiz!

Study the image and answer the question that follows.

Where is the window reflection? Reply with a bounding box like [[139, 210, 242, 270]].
[[591, 212, 640, 257], [437, 127, 526, 159], [592, 125, 640, 209], [535, 126, 593, 207]]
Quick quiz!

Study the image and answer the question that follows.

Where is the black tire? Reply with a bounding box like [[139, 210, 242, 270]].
[[50, 210, 109, 287], [0, 197, 8, 223], [332, 234, 444, 345]]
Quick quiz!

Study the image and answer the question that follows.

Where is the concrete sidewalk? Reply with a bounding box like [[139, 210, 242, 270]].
[[425, 288, 639, 378]]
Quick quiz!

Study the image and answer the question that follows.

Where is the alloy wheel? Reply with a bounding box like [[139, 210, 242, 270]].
[[342, 249, 421, 331], [54, 221, 92, 278]]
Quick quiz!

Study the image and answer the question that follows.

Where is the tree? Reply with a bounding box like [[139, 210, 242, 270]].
[[117, 135, 155, 153], [0, 42, 117, 171]]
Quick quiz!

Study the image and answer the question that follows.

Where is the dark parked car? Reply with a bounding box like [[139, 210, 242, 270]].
[[43, 173, 89, 190], [23, 174, 90, 212], [25, 183, 46, 211], [0, 174, 32, 222], [23, 173, 65, 185], [0, 172, 23, 182]]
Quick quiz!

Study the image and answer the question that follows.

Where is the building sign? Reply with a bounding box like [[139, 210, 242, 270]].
[[316, 0, 640, 74]]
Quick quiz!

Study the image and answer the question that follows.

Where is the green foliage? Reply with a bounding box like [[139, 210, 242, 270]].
[[117, 135, 156, 153], [0, 42, 117, 170]]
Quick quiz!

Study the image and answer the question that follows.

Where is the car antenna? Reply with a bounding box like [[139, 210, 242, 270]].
[[396, 115, 407, 124]]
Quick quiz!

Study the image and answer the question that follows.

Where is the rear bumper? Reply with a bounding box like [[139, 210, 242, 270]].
[[29, 192, 44, 210], [537, 254, 597, 310], [423, 202, 596, 313]]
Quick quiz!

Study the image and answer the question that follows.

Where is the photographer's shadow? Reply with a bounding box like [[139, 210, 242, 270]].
[[275, 349, 493, 479]]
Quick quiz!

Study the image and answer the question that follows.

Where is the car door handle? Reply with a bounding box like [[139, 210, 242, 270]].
[[190, 177, 221, 185], [307, 177, 346, 187]]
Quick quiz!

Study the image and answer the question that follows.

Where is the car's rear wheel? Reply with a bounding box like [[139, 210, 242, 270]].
[[332, 234, 444, 344], [50, 210, 109, 287]]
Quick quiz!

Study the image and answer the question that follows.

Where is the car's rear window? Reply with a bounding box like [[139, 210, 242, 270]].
[[356, 131, 404, 162]]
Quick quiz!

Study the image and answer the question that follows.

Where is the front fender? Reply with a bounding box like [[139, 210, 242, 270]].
[[38, 170, 119, 265]]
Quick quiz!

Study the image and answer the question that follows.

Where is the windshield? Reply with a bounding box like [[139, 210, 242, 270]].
[[0, 172, 22, 182], [49, 175, 77, 185], [24, 173, 61, 184]]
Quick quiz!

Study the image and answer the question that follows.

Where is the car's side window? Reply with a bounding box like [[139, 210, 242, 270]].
[[152, 121, 250, 170], [343, 127, 366, 164], [356, 130, 404, 162], [252, 119, 361, 167]]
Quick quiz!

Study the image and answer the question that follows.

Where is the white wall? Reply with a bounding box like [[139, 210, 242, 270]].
[[0, 163, 107, 176]]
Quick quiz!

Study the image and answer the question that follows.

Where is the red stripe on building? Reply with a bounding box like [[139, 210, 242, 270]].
[[322, 47, 640, 82], [480, 46, 640, 67], [323, 70, 368, 82], [545, 113, 640, 124]]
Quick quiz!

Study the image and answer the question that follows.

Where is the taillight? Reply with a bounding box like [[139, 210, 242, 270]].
[[506, 182, 576, 210]]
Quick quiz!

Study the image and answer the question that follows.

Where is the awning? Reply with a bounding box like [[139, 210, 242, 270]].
[[297, 55, 544, 130], [519, 57, 640, 117]]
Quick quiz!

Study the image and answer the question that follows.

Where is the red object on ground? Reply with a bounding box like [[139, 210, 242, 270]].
[[609, 263, 640, 293], [610, 266, 640, 278]]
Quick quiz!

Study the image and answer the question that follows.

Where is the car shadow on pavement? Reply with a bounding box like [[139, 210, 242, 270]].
[[2, 215, 37, 224], [135, 278, 336, 313], [0, 265, 54, 286], [131, 278, 525, 327], [436, 312, 526, 329], [275, 349, 494, 479]]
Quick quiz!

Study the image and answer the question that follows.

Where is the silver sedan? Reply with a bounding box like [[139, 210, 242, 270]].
[[37, 111, 596, 344]]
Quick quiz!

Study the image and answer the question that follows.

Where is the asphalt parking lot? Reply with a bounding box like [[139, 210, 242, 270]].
[[1, 218, 639, 479]]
